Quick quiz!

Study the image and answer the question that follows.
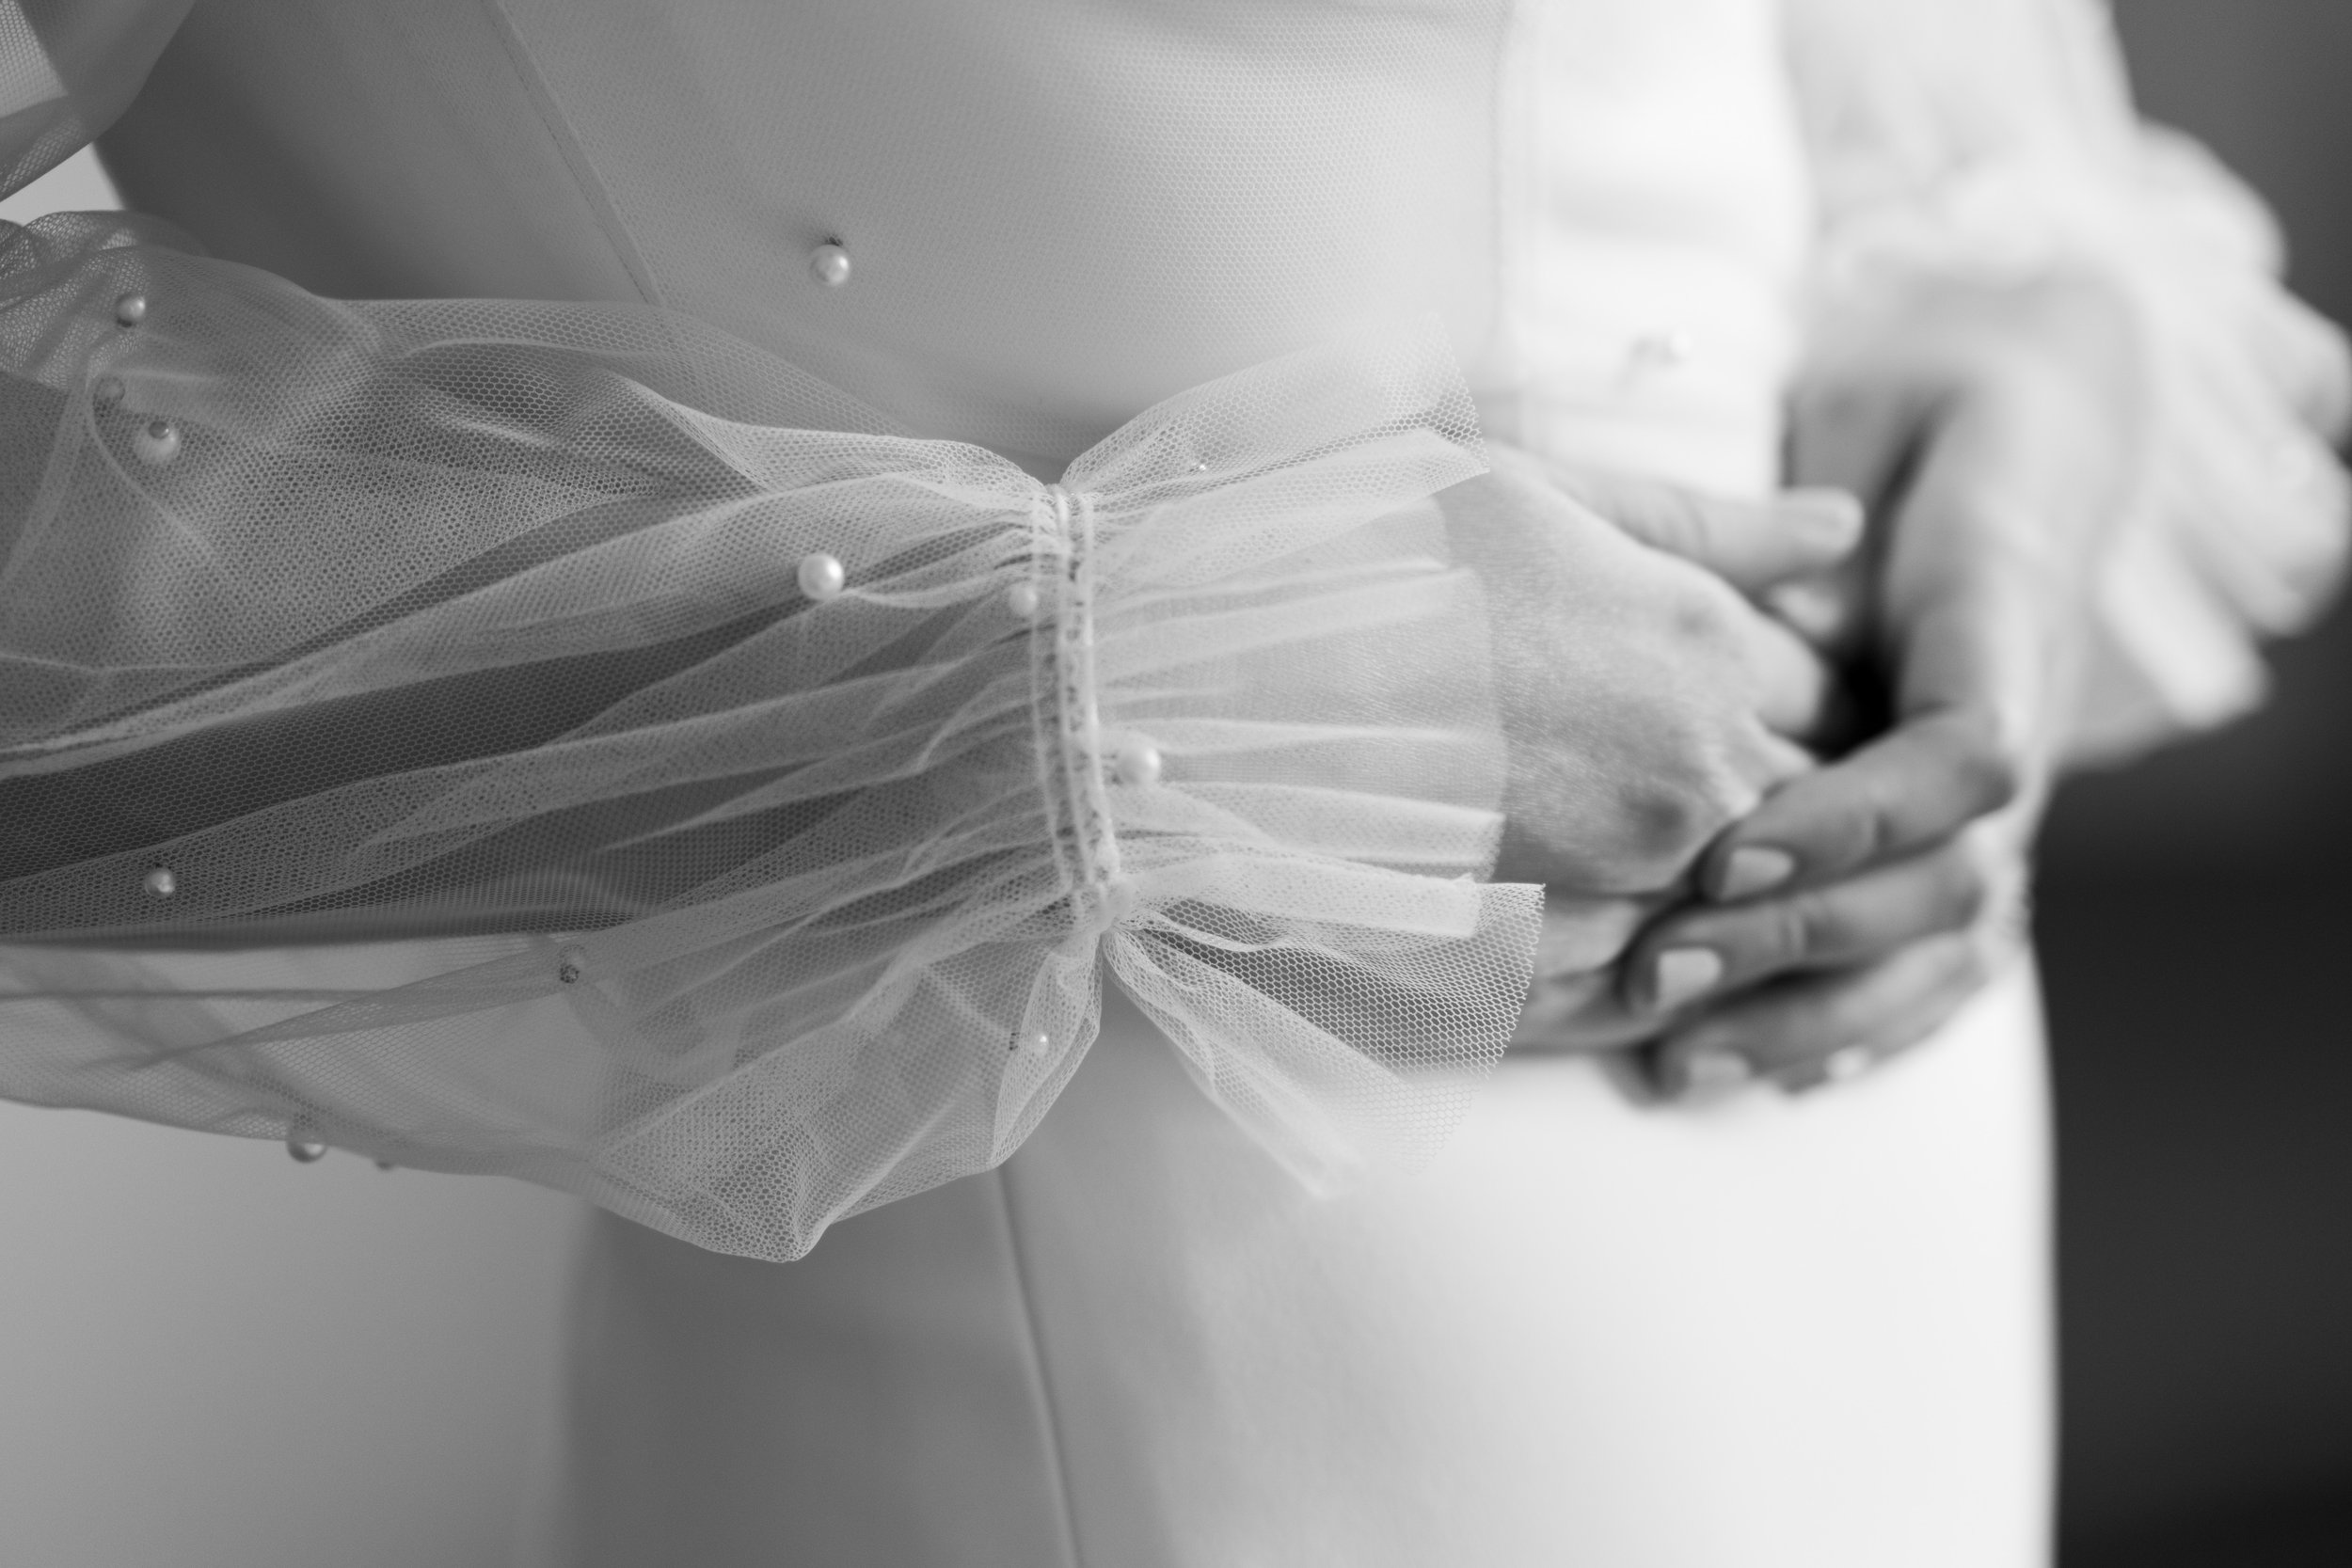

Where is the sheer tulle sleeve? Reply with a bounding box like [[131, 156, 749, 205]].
[[0, 1, 189, 196], [1787, 0, 2350, 760], [0, 206, 1541, 1260]]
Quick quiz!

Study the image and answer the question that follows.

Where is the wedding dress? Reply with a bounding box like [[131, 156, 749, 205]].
[[0, 1, 2337, 1564]]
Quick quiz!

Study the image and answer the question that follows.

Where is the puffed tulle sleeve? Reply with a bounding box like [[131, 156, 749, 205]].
[[0, 208, 1542, 1259], [0, 1, 189, 196], [1787, 0, 2350, 760]]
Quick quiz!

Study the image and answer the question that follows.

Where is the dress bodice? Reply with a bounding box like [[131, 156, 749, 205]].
[[103, 0, 1811, 489]]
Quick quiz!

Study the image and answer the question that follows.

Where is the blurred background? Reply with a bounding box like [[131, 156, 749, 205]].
[[2043, 2, 2352, 1563], [0, 3, 2344, 1564]]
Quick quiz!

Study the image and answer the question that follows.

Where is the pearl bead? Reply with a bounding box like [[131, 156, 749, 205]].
[[286, 1134, 328, 1164], [114, 293, 148, 327], [1191, 461, 1209, 473], [1005, 580, 1041, 619], [808, 243, 851, 287], [1112, 736, 1163, 788], [797, 551, 846, 601], [141, 865, 177, 898], [1014, 1028, 1052, 1058], [92, 375, 124, 410], [133, 418, 181, 466]]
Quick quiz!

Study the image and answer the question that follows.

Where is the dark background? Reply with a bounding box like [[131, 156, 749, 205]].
[[2047, 3, 2352, 1561]]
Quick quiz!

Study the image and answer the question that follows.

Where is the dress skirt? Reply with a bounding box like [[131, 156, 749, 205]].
[[520, 966, 2051, 1568]]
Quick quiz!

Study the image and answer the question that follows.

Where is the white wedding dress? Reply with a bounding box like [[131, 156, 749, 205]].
[[0, 1, 2338, 1564]]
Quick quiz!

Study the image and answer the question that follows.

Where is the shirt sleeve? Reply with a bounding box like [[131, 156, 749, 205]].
[[1785, 0, 2350, 762], [0, 16, 1539, 1261]]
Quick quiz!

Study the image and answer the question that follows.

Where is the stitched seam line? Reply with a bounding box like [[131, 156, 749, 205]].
[[992, 1164, 1088, 1568], [471, 0, 664, 309], [1033, 483, 1130, 951], [1028, 487, 1083, 906], [1051, 485, 1120, 904]]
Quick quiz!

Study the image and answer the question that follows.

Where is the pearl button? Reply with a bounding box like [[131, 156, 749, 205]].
[[808, 243, 851, 287], [1005, 580, 1041, 619], [133, 419, 181, 466], [1112, 736, 1163, 788], [797, 551, 846, 601], [114, 293, 148, 327], [286, 1134, 328, 1164], [141, 865, 177, 898], [1015, 1028, 1051, 1058], [556, 946, 587, 985], [1629, 328, 1695, 369], [92, 375, 124, 410]]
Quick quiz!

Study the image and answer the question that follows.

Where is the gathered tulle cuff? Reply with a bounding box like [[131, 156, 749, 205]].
[[0, 1, 192, 199], [1817, 144, 2350, 759], [1789, 0, 2349, 762], [0, 214, 1541, 1259]]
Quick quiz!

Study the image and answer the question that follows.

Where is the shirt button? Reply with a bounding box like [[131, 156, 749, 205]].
[[1629, 328, 1695, 370]]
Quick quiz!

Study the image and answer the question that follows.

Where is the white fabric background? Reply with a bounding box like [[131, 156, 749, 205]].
[[0, 151, 575, 1568]]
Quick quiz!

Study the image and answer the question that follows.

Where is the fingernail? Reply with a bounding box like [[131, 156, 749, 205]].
[[1822, 1045, 1874, 1084], [1783, 1045, 1873, 1097], [1649, 947, 1724, 1012], [1716, 847, 1795, 902], [1780, 487, 1865, 550], [1681, 1046, 1752, 1094], [1763, 578, 1852, 644]]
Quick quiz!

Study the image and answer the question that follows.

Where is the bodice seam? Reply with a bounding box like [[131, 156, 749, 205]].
[[989, 1164, 1090, 1568], [471, 0, 665, 309]]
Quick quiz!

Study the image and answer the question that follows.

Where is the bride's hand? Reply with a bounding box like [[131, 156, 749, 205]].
[[1439, 448, 1864, 1054], [1628, 271, 2147, 1093], [1444, 445, 1860, 897]]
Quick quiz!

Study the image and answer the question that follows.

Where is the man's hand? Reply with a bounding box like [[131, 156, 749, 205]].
[[1629, 271, 2150, 1092]]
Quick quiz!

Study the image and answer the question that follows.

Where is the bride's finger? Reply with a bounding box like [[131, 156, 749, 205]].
[[1625, 837, 1992, 1015], [1512, 892, 1677, 1054], [1741, 602, 1843, 740], [1651, 929, 1994, 1098], [1541, 461, 1866, 594], [1511, 966, 1661, 1054]]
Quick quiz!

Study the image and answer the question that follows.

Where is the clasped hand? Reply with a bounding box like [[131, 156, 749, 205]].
[[1462, 272, 2165, 1096]]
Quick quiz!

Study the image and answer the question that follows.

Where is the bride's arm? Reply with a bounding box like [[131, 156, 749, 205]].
[[0, 214, 1540, 1259], [0, 1, 189, 197], [0, 8, 1851, 1258]]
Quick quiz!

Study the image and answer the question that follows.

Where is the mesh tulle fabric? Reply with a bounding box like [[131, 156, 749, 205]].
[[0, 2, 188, 200], [0, 214, 1539, 1259]]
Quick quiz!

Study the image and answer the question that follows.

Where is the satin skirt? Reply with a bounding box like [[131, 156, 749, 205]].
[[518, 965, 2052, 1568]]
